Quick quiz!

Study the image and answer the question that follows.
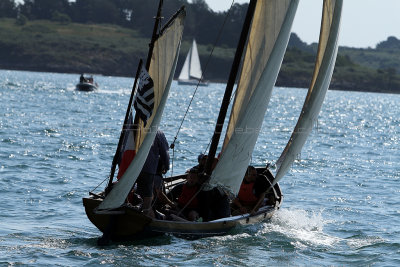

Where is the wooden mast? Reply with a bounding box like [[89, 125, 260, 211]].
[[105, 0, 164, 193], [145, 0, 163, 70], [104, 60, 143, 194], [131, 0, 164, 141], [204, 0, 257, 175]]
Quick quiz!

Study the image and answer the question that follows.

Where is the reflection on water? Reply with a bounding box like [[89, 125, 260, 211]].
[[0, 70, 399, 266]]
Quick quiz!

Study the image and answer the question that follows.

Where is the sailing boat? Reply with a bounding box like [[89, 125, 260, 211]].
[[82, 0, 342, 242], [177, 39, 209, 86]]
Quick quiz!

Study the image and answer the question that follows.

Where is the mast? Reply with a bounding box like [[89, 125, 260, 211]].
[[204, 0, 257, 175], [132, 0, 164, 138], [146, 0, 163, 70], [104, 0, 164, 193], [104, 60, 143, 193]]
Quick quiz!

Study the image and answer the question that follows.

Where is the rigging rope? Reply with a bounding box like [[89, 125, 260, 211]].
[[91, 175, 109, 193], [169, 0, 237, 172], [170, 0, 236, 147], [202, 83, 239, 156], [91, 12, 166, 192]]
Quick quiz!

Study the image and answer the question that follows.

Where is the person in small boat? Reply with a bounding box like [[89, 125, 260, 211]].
[[167, 167, 202, 221], [193, 153, 207, 172], [152, 160, 176, 212], [191, 154, 219, 175], [198, 185, 230, 221], [231, 166, 269, 215], [136, 130, 170, 218], [79, 74, 85, 83], [192, 155, 229, 221]]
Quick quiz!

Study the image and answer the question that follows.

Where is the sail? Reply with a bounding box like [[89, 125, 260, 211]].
[[178, 46, 191, 80], [208, 0, 299, 195], [98, 9, 186, 211], [274, 0, 343, 185], [189, 39, 202, 79], [178, 39, 202, 80]]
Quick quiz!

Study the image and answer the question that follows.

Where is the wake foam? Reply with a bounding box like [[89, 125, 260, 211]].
[[261, 208, 341, 248]]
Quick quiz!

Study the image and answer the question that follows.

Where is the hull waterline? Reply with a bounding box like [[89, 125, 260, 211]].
[[76, 82, 97, 91], [82, 179, 282, 241]]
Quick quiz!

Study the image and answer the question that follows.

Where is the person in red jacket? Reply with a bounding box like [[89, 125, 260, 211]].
[[231, 166, 268, 215], [168, 167, 202, 221]]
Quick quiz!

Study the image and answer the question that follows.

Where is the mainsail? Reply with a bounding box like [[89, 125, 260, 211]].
[[274, 0, 343, 185], [98, 8, 186, 211], [208, 0, 299, 195], [178, 39, 202, 80]]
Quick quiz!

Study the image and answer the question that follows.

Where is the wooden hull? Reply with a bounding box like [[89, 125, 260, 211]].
[[83, 197, 155, 240], [82, 181, 282, 241], [149, 204, 280, 238]]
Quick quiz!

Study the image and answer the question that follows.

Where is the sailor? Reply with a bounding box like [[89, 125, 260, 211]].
[[231, 166, 269, 215], [136, 130, 170, 218], [167, 167, 201, 221], [152, 160, 176, 213]]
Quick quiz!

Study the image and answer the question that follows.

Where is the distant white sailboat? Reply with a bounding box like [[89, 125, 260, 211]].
[[178, 39, 208, 86]]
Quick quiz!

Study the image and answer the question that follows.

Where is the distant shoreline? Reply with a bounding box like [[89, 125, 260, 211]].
[[2, 67, 399, 95]]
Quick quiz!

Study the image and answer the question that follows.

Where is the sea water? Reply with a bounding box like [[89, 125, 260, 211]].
[[0, 70, 399, 266]]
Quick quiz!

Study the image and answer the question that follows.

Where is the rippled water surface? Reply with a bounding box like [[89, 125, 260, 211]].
[[1, 70, 399, 266]]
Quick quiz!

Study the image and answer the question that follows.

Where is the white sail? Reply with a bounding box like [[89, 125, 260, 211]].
[[98, 10, 186, 211], [189, 39, 202, 79], [178, 46, 191, 80], [178, 39, 202, 80], [274, 0, 343, 185], [208, 0, 299, 195]]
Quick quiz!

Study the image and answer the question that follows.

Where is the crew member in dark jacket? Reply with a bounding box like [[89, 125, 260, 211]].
[[137, 130, 169, 218]]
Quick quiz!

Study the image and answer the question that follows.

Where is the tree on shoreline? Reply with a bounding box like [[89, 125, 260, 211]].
[[0, 0, 17, 18]]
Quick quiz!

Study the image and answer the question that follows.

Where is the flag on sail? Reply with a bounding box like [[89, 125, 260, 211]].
[[117, 112, 136, 179], [134, 65, 154, 126]]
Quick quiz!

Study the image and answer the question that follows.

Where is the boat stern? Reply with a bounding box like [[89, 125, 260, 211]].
[[82, 197, 153, 240]]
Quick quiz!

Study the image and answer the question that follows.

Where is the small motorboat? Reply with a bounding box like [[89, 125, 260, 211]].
[[76, 74, 98, 91]]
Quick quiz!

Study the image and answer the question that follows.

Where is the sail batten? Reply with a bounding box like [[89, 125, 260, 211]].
[[274, 0, 343, 185], [208, 0, 299, 195], [98, 9, 185, 211]]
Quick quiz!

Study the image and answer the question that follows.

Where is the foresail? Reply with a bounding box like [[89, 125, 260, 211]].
[[98, 9, 185, 211], [178, 46, 191, 80], [189, 39, 202, 79], [274, 0, 343, 185], [208, 0, 299, 195]]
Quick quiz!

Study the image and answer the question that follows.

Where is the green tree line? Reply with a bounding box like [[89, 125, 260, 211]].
[[0, 0, 247, 48], [1, 0, 400, 93]]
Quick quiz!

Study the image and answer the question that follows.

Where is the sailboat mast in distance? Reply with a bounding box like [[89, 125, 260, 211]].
[[178, 39, 208, 86]]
